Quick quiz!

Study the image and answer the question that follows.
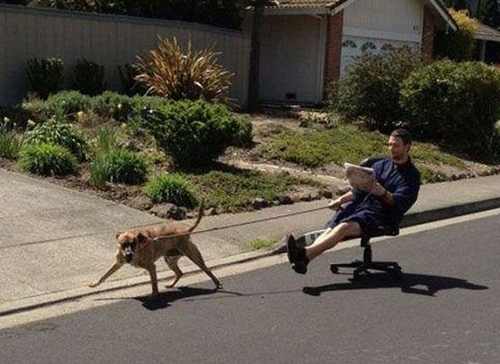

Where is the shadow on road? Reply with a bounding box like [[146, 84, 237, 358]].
[[302, 272, 489, 297], [137, 287, 221, 310]]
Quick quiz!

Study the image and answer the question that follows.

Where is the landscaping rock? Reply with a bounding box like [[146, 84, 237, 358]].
[[129, 196, 153, 211], [320, 189, 333, 199], [310, 190, 321, 201], [150, 203, 178, 219], [205, 207, 218, 216], [252, 198, 268, 209], [279, 195, 293, 205], [173, 207, 187, 220], [298, 192, 311, 202]]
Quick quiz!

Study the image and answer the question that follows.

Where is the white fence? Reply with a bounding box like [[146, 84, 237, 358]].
[[0, 4, 250, 107]]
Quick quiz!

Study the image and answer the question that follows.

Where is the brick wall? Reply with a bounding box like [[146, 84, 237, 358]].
[[421, 6, 435, 60], [324, 10, 344, 89]]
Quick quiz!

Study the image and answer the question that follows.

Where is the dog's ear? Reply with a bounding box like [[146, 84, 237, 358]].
[[116, 230, 124, 240], [137, 233, 149, 247]]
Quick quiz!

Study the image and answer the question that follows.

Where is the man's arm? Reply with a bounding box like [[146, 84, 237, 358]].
[[328, 190, 357, 210]]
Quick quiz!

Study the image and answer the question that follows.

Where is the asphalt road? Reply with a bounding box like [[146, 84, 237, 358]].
[[1, 214, 499, 364]]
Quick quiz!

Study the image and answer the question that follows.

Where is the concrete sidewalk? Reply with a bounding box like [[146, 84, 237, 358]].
[[1, 167, 500, 315]]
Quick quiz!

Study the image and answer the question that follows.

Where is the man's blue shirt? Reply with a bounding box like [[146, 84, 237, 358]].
[[327, 157, 421, 232]]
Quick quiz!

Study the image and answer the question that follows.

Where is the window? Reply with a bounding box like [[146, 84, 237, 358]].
[[361, 42, 377, 52], [381, 43, 395, 52], [342, 40, 357, 48]]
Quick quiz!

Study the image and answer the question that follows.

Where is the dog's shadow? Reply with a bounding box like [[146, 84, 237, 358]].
[[137, 286, 227, 310], [303, 272, 488, 297]]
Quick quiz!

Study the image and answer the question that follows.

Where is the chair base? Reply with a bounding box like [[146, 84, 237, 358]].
[[330, 260, 402, 280]]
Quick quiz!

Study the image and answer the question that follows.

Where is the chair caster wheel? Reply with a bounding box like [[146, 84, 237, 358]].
[[330, 265, 339, 274]]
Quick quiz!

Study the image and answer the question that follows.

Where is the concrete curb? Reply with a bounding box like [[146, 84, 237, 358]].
[[0, 250, 273, 317], [2, 197, 500, 317]]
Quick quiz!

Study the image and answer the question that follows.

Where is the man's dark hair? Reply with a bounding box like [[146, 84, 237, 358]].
[[390, 128, 412, 145]]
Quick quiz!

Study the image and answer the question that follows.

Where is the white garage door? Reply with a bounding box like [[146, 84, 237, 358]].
[[340, 36, 419, 77]]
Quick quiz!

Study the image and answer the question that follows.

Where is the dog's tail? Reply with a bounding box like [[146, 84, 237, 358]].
[[187, 198, 205, 233]]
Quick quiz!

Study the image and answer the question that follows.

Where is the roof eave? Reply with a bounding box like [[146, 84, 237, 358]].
[[261, 6, 331, 16]]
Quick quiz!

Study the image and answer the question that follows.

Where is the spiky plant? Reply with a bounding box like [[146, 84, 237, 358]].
[[135, 37, 233, 102]]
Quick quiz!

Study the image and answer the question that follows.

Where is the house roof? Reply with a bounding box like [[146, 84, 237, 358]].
[[261, 0, 458, 31], [270, 0, 342, 8], [474, 22, 500, 43]]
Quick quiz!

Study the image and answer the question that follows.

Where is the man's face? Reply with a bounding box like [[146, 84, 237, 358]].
[[388, 136, 409, 162]]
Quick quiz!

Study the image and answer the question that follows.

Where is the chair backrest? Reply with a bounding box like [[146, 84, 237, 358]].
[[359, 156, 385, 168]]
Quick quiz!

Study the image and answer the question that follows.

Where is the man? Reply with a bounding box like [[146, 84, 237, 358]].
[[287, 128, 420, 274]]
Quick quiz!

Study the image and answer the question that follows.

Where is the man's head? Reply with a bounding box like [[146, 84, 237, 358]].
[[388, 128, 412, 164]]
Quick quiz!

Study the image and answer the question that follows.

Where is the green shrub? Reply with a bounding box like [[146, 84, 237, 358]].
[[330, 47, 422, 132], [22, 91, 93, 122], [25, 116, 88, 161], [91, 91, 135, 121], [0, 129, 23, 159], [90, 92, 169, 122], [19, 143, 77, 176], [400, 60, 500, 160], [145, 174, 198, 208], [118, 64, 145, 96], [142, 100, 253, 166], [93, 126, 122, 154], [26, 58, 64, 99], [90, 149, 148, 187], [71, 58, 106, 96], [45, 91, 93, 117]]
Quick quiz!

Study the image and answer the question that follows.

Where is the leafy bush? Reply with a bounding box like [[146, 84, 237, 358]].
[[435, 9, 477, 62], [25, 116, 88, 161], [91, 91, 136, 121], [145, 174, 198, 208], [45, 91, 93, 116], [329, 47, 422, 132], [93, 126, 122, 154], [19, 143, 77, 176], [400, 60, 500, 160], [26, 58, 64, 99], [135, 37, 233, 102], [90, 149, 148, 187], [91, 92, 169, 122], [22, 91, 93, 122], [71, 58, 105, 96], [118, 64, 145, 96], [0, 129, 23, 159], [143, 100, 253, 166]]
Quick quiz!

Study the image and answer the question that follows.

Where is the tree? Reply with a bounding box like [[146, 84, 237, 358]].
[[477, 0, 500, 29], [246, 0, 279, 112]]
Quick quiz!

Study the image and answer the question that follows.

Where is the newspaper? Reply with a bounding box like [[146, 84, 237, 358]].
[[344, 162, 375, 190]]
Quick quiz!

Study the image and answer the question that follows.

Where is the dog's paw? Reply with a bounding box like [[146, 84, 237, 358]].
[[88, 282, 100, 288]]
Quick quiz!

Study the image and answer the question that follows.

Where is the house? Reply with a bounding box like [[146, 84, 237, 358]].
[[244, 0, 459, 105]]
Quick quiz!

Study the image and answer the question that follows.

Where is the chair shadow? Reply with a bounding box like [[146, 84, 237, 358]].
[[302, 272, 489, 297]]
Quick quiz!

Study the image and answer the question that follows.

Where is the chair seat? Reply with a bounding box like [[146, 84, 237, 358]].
[[364, 226, 399, 239]]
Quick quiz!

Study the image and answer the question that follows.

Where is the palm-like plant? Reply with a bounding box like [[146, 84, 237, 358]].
[[134, 37, 233, 102]]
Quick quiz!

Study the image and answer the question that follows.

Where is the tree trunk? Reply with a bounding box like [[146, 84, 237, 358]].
[[247, 1, 265, 113]]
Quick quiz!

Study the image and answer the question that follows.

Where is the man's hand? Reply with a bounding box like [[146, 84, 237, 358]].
[[328, 198, 342, 210], [358, 181, 386, 197]]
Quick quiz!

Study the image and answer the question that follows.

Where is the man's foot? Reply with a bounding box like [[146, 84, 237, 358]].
[[286, 234, 298, 264], [286, 235, 309, 274], [292, 260, 309, 275]]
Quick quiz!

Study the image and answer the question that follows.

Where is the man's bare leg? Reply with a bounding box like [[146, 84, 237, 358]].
[[305, 222, 362, 261]]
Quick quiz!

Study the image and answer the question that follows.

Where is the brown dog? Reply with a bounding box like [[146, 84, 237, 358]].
[[89, 200, 222, 298]]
